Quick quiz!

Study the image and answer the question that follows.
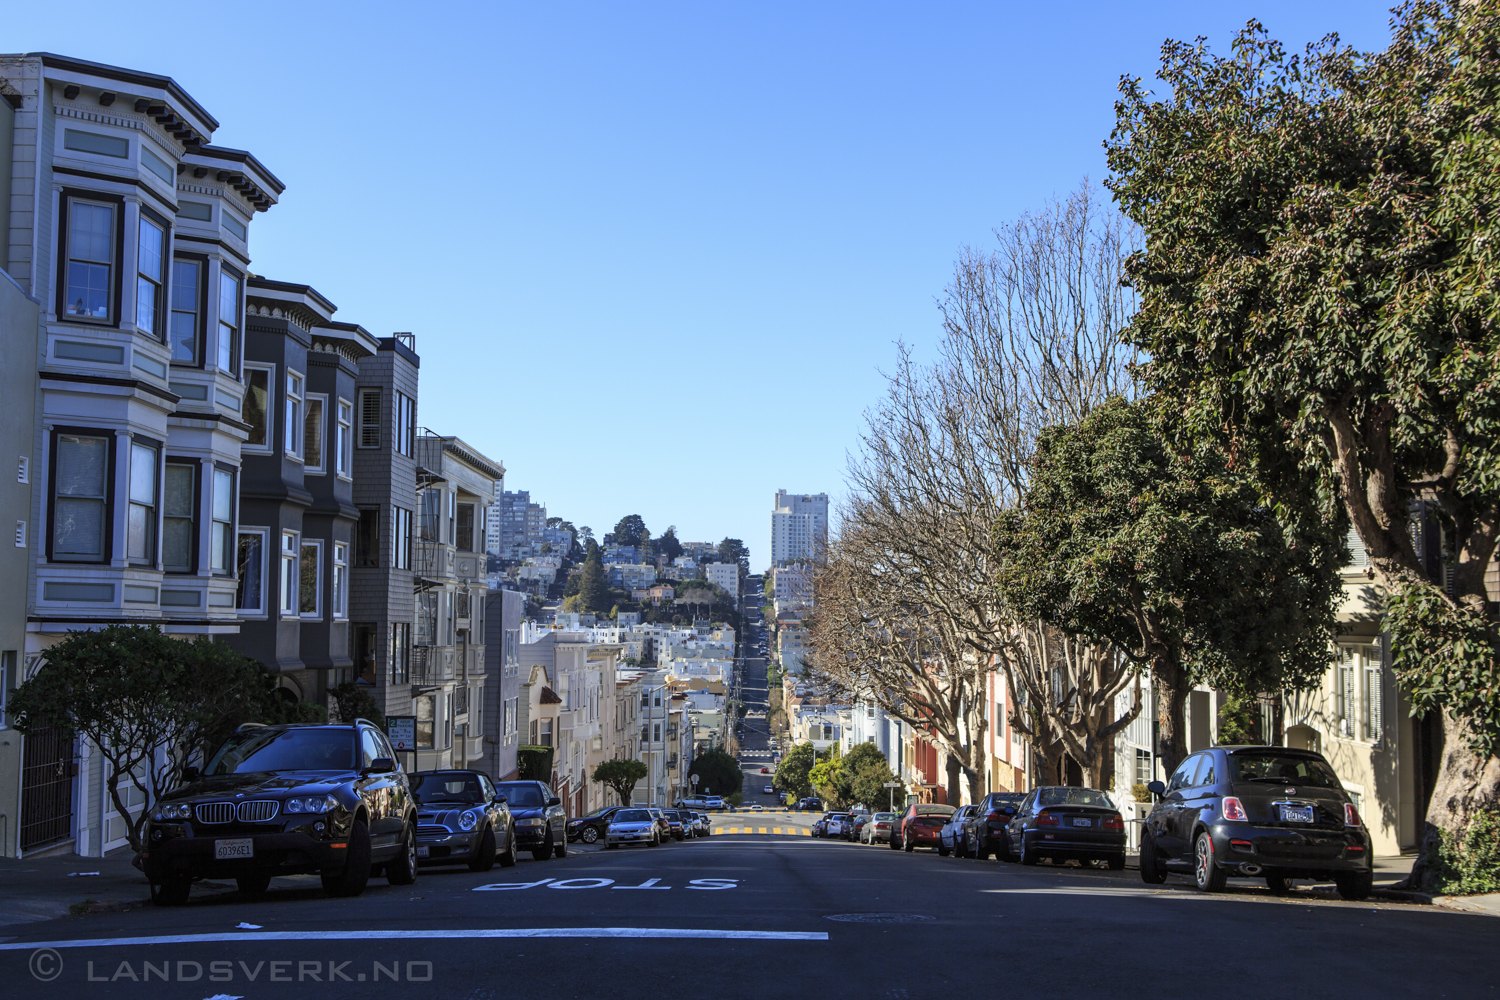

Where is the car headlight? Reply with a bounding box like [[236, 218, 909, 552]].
[[152, 803, 192, 822], [458, 810, 479, 831], [285, 795, 338, 814], [517, 817, 546, 827]]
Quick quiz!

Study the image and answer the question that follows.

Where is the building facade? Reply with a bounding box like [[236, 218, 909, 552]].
[[771, 490, 828, 565]]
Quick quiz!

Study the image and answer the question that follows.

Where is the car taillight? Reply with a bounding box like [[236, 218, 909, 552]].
[[1344, 803, 1362, 827], [988, 810, 1011, 821], [1104, 812, 1124, 830], [1035, 811, 1060, 827], [1222, 796, 1247, 822]]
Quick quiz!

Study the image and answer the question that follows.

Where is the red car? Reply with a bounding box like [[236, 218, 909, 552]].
[[892, 803, 955, 852], [760, 767, 770, 773]]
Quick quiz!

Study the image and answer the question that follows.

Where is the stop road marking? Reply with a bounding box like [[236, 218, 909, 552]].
[[474, 877, 741, 891]]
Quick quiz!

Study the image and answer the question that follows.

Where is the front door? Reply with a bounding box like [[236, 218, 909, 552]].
[[21, 724, 75, 852]]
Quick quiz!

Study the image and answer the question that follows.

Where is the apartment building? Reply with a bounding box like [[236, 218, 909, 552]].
[[481, 587, 525, 780], [704, 560, 739, 598], [771, 490, 828, 565]]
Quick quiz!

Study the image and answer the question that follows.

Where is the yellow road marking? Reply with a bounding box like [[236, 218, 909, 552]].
[[758, 827, 768, 834]]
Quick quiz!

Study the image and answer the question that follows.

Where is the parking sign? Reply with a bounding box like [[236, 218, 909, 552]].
[[386, 715, 416, 752]]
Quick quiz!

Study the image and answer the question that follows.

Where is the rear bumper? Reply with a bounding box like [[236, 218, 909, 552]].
[[142, 832, 345, 881], [1024, 830, 1126, 854], [1210, 822, 1372, 874]]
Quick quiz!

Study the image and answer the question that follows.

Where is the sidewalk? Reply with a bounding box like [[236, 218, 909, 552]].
[[0, 848, 237, 927]]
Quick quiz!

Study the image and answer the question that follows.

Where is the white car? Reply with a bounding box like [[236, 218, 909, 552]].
[[606, 808, 661, 849], [763, 784, 775, 794]]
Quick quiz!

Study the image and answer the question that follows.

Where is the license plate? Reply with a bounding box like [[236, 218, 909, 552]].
[[417, 846, 430, 858], [214, 838, 254, 860], [1280, 805, 1315, 823], [1072, 817, 1092, 827]]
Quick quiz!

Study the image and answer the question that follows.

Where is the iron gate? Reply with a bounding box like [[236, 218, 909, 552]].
[[20, 724, 74, 851]]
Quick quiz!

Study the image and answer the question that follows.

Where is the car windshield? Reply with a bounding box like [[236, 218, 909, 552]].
[[411, 772, 486, 804], [205, 728, 354, 775], [664, 811, 682, 821], [1229, 752, 1343, 789], [1036, 787, 1114, 808], [914, 805, 954, 816], [989, 794, 1024, 808], [614, 810, 652, 823], [493, 783, 546, 807], [873, 813, 896, 821]]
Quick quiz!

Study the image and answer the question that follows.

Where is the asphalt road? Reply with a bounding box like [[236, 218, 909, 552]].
[[1, 831, 1492, 999]]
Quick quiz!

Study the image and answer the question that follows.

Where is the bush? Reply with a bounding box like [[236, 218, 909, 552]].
[[517, 745, 554, 782], [1132, 782, 1153, 803], [329, 681, 383, 727], [1438, 808, 1500, 896]]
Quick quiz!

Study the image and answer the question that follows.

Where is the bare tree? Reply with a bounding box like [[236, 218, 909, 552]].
[[814, 180, 1144, 794]]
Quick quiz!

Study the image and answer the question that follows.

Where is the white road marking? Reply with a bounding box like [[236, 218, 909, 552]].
[[0, 927, 827, 951], [980, 887, 1207, 898]]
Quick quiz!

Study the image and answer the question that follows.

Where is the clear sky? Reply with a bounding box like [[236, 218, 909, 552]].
[[10, 1, 1396, 569]]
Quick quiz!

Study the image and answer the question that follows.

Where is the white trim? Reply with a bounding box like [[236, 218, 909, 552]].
[[279, 529, 299, 617], [303, 392, 328, 475], [236, 526, 269, 617], [241, 363, 275, 454], [300, 537, 324, 619]]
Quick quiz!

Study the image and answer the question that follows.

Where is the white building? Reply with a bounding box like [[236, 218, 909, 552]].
[[771, 491, 828, 565], [705, 561, 739, 598]]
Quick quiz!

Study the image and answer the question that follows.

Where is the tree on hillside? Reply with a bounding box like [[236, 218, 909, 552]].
[[613, 515, 648, 548], [657, 526, 684, 561], [593, 758, 649, 806], [1106, 4, 1500, 887], [837, 742, 901, 810], [575, 539, 611, 613], [689, 748, 742, 798], [996, 397, 1343, 784], [717, 538, 748, 572]]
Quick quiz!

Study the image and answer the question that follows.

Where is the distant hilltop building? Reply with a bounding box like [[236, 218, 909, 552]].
[[771, 490, 828, 565]]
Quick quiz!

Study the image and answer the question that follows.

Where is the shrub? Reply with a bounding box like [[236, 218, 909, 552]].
[[1437, 808, 1500, 896], [1132, 782, 1152, 803]]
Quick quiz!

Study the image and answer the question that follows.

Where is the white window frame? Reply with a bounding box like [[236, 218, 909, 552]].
[[333, 541, 348, 620], [211, 467, 235, 575], [62, 197, 118, 323], [236, 526, 268, 617], [393, 506, 412, 570], [284, 370, 304, 461], [217, 267, 241, 375], [242, 363, 275, 454], [335, 398, 353, 479], [279, 530, 299, 617], [135, 213, 165, 337], [126, 440, 160, 567], [300, 537, 323, 619], [303, 392, 327, 475]]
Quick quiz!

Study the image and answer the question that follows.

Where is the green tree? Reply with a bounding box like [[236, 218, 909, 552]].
[[593, 757, 649, 805], [657, 526, 684, 561], [1106, 4, 1500, 884], [996, 398, 1343, 781], [9, 627, 270, 852], [717, 538, 748, 572], [773, 742, 817, 797], [330, 681, 384, 728], [688, 747, 742, 797], [575, 539, 611, 613], [613, 515, 649, 548]]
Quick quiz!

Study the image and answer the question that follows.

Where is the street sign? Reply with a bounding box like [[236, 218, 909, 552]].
[[883, 781, 902, 788], [386, 715, 417, 752]]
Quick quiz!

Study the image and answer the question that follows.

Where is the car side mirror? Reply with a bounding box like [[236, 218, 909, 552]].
[[1147, 780, 1166, 798], [180, 766, 200, 783], [547, 796, 561, 807], [495, 795, 507, 805], [364, 757, 396, 775]]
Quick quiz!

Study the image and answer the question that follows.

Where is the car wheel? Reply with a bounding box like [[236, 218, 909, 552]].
[[1265, 873, 1291, 894], [236, 874, 271, 896], [581, 826, 599, 844], [889, 831, 900, 850], [1107, 853, 1126, 871], [904, 834, 915, 853], [1334, 870, 1373, 901], [150, 876, 192, 907], [606, 842, 619, 849], [1020, 837, 1041, 866], [469, 825, 498, 872], [387, 822, 418, 885], [1139, 831, 1168, 885], [1193, 832, 1227, 892], [553, 831, 568, 858], [938, 840, 951, 857], [648, 834, 660, 848], [498, 826, 518, 868], [322, 818, 373, 898]]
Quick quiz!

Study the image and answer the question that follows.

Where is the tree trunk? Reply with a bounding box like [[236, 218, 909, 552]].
[[1154, 658, 1189, 780], [945, 752, 962, 807], [1406, 711, 1500, 891], [965, 755, 985, 804]]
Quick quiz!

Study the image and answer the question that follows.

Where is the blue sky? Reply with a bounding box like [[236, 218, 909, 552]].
[[12, 2, 1395, 569]]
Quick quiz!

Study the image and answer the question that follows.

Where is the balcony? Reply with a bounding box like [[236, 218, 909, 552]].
[[410, 646, 455, 687]]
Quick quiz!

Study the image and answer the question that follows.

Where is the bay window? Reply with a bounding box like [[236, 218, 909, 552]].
[[285, 371, 304, 459], [162, 462, 196, 573], [51, 432, 110, 561], [243, 365, 272, 450], [304, 394, 326, 473], [217, 269, 240, 373], [211, 468, 234, 574], [333, 542, 348, 619], [236, 529, 266, 614], [126, 441, 159, 565], [300, 538, 322, 617], [169, 258, 202, 364], [136, 215, 164, 336], [336, 399, 352, 477], [280, 531, 298, 616], [64, 199, 115, 321]]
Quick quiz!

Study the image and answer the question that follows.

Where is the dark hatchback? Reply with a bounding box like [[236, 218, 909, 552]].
[[967, 791, 1026, 860], [142, 722, 418, 905], [1006, 786, 1126, 868], [568, 805, 622, 844], [494, 780, 568, 860], [1140, 746, 1374, 899], [410, 770, 517, 870]]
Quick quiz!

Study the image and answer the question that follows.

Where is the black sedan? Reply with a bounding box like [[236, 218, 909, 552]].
[[494, 780, 568, 860], [1006, 786, 1126, 868], [1139, 746, 1374, 899], [939, 805, 979, 857], [967, 791, 1025, 860], [410, 770, 517, 870], [568, 805, 622, 845]]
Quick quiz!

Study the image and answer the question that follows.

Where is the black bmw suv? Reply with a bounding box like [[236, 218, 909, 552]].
[[142, 721, 418, 905]]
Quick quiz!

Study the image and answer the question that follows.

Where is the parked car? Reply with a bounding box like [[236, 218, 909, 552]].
[[864, 811, 897, 844], [797, 797, 824, 812], [967, 792, 1026, 860], [647, 806, 673, 841], [662, 809, 688, 840], [1005, 786, 1126, 869], [894, 803, 956, 851], [691, 812, 710, 836], [763, 784, 775, 795], [812, 814, 829, 836], [939, 805, 979, 857], [678, 796, 710, 810], [1138, 746, 1374, 899], [823, 812, 852, 839], [410, 769, 517, 870], [849, 813, 873, 842], [143, 721, 419, 905], [567, 805, 621, 845], [493, 780, 568, 861], [606, 808, 661, 848]]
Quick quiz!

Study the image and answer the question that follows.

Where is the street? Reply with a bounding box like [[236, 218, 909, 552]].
[[2, 831, 1494, 998]]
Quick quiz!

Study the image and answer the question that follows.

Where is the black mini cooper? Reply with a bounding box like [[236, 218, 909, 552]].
[[1139, 745, 1374, 898], [142, 721, 418, 905]]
